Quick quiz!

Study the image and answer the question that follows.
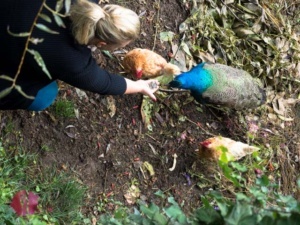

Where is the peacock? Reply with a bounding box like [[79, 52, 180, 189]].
[[169, 62, 266, 110]]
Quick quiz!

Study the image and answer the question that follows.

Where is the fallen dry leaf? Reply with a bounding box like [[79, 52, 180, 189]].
[[106, 96, 116, 118], [124, 185, 141, 205], [142, 161, 155, 176]]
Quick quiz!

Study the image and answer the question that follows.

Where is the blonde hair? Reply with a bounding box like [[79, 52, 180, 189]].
[[70, 0, 140, 45]]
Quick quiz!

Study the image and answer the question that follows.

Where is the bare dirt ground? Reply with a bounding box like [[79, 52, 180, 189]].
[[1, 0, 299, 217]]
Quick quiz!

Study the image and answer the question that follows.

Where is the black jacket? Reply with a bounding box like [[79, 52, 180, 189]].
[[0, 0, 127, 110]]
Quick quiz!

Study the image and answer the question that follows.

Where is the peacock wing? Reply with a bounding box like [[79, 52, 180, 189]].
[[201, 64, 266, 109]]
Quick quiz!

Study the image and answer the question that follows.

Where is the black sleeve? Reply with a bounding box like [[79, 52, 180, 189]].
[[56, 48, 127, 96], [34, 28, 127, 96]]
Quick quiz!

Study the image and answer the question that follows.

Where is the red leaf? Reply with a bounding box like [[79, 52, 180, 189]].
[[10, 190, 39, 216]]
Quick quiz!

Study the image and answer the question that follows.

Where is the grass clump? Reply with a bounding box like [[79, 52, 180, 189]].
[[52, 99, 75, 118], [0, 140, 88, 224], [25, 167, 87, 224]]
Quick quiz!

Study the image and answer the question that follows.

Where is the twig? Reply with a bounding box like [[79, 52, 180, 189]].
[[169, 153, 178, 171], [281, 76, 300, 84], [139, 166, 146, 179], [185, 117, 215, 136], [158, 88, 190, 93], [152, 0, 161, 51], [146, 133, 157, 141]]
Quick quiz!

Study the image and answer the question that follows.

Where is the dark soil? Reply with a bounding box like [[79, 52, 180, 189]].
[[1, 0, 299, 217]]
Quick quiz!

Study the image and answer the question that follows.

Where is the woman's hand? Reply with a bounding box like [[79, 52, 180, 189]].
[[138, 79, 160, 101], [124, 78, 160, 101]]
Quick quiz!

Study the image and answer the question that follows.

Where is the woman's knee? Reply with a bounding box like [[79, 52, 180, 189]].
[[27, 81, 59, 111]]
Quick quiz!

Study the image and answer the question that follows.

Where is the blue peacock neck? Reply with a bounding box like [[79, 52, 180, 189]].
[[181, 63, 213, 94]]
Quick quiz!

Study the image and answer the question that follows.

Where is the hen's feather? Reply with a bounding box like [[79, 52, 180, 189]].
[[122, 48, 180, 79], [169, 63, 266, 109]]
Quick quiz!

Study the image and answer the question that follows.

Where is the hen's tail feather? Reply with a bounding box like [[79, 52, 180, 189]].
[[164, 63, 181, 75]]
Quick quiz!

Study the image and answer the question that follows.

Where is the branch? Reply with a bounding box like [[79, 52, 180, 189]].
[[13, 0, 47, 85]]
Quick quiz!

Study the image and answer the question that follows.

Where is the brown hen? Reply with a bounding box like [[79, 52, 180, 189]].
[[198, 136, 260, 161], [122, 48, 180, 79]]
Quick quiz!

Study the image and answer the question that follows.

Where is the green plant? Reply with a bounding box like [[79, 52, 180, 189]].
[[0, 140, 87, 225], [95, 176, 300, 225], [52, 99, 75, 118], [0, 143, 30, 204], [195, 177, 300, 225], [0, 203, 49, 225], [24, 165, 87, 224], [0, 142, 52, 224], [94, 145, 300, 225], [97, 190, 189, 225], [40, 145, 52, 152]]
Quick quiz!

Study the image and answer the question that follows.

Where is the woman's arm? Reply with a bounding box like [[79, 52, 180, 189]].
[[124, 78, 160, 101]]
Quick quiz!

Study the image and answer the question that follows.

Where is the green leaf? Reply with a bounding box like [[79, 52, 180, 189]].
[[230, 162, 248, 172], [114, 208, 127, 219], [180, 42, 193, 57], [249, 187, 267, 203], [218, 146, 233, 163], [193, 207, 224, 225], [277, 195, 298, 208], [7, 26, 30, 37], [39, 13, 52, 23], [209, 191, 230, 217], [0, 75, 14, 82], [237, 215, 258, 225], [164, 205, 187, 224], [257, 215, 274, 225], [159, 31, 175, 42], [35, 23, 59, 34], [219, 160, 240, 187], [201, 195, 211, 208], [55, 0, 64, 12], [102, 50, 115, 59], [154, 190, 166, 199], [53, 14, 66, 28], [140, 203, 168, 225], [168, 197, 179, 206], [224, 200, 255, 225], [235, 193, 250, 202], [140, 96, 154, 131], [30, 38, 44, 45], [27, 49, 52, 79], [256, 175, 270, 187], [65, 0, 71, 14], [156, 74, 174, 85], [0, 87, 13, 99], [14, 85, 35, 99]]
